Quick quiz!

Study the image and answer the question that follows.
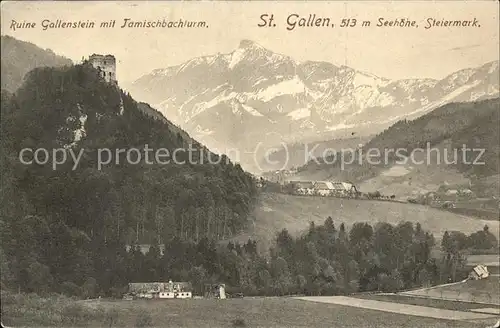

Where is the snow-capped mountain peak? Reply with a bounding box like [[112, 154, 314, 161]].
[[128, 40, 499, 171], [238, 39, 264, 50]]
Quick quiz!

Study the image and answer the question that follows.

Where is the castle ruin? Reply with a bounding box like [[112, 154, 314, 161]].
[[88, 54, 117, 83]]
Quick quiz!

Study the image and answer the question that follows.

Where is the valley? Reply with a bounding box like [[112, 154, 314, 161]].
[[1, 3, 499, 325], [230, 192, 499, 254], [283, 98, 500, 218]]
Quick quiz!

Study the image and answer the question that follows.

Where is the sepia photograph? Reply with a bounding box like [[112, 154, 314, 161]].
[[0, 1, 499, 327]]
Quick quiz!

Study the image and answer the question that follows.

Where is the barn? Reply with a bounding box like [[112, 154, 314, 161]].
[[469, 265, 490, 280], [127, 280, 193, 299], [313, 181, 335, 196]]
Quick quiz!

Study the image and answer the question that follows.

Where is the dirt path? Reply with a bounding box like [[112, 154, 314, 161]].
[[295, 296, 498, 321]]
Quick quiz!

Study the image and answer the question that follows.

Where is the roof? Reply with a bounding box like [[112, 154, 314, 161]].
[[291, 181, 315, 189], [331, 182, 353, 191], [125, 244, 165, 255], [128, 282, 164, 293], [128, 282, 192, 293], [314, 181, 334, 190], [472, 265, 489, 276]]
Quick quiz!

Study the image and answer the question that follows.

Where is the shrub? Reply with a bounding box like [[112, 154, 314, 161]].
[[61, 303, 88, 326], [1, 291, 107, 327], [61, 281, 82, 297], [110, 286, 127, 299], [0, 290, 16, 306], [232, 318, 247, 327], [81, 277, 97, 299]]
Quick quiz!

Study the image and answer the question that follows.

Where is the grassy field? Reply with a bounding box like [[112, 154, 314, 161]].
[[466, 254, 500, 267], [428, 250, 500, 274], [233, 192, 499, 253], [402, 277, 500, 305], [466, 254, 500, 275], [1, 292, 490, 328], [354, 294, 497, 311], [358, 163, 469, 200]]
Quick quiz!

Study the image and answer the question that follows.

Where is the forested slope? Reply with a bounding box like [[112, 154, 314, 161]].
[[296, 98, 500, 182], [0, 63, 257, 294]]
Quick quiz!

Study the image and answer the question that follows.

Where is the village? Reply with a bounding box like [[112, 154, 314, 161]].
[[258, 169, 500, 220], [256, 174, 394, 200], [257, 169, 361, 197], [283, 180, 360, 197]]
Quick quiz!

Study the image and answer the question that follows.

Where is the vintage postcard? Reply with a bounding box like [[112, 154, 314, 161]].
[[1, 1, 499, 327]]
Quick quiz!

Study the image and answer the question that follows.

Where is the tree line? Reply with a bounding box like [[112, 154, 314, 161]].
[[4, 214, 496, 298]]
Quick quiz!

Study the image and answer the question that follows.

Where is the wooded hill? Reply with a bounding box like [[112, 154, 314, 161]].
[[0, 63, 257, 293], [296, 98, 500, 183]]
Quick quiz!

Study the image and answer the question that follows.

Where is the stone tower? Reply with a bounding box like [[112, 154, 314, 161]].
[[88, 54, 117, 83]]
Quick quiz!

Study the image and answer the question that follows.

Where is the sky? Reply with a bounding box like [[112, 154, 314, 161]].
[[1, 1, 499, 84]]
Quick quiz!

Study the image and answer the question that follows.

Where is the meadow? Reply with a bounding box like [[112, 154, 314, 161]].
[[234, 192, 499, 253], [354, 293, 496, 311], [1, 292, 488, 328], [402, 276, 500, 305]]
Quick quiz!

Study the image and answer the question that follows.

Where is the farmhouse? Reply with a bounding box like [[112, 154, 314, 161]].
[[290, 180, 315, 195], [287, 180, 358, 197], [126, 280, 192, 299], [313, 181, 335, 196], [125, 244, 165, 255], [469, 265, 490, 280]]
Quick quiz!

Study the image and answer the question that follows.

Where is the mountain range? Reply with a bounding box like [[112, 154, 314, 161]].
[[127, 40, 499, 172]]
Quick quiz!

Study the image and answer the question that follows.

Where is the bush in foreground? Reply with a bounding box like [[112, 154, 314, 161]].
[[232, 318, 247, 327], [1, 290, 107, 327]]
